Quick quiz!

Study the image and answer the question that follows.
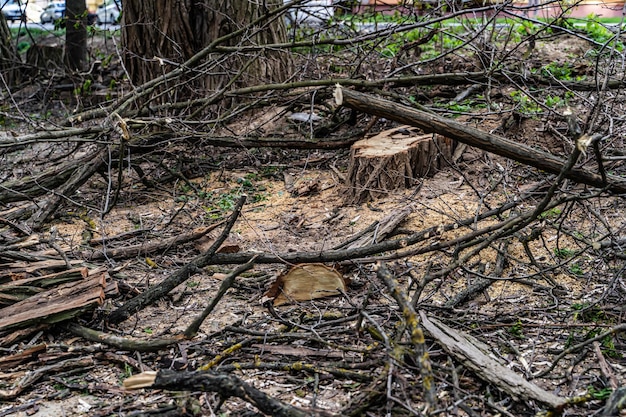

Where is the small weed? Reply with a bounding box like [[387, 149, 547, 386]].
[[541, 62, 573, 81], [510, 90, 541, 115], [123, 363, 133, 379], [508, 319, 524, 339], [554, 247, 575, 258], [569, 263, 584, 275], [216, 194, 236, 211], [601, 335, 621, 358], [143, 327, 153, 334], [544, 94, 566, 108], [587, 386, 612, 400], [73, 79, 93, 96], [538, 207, 562, 219], [572, 303, 608, 323]]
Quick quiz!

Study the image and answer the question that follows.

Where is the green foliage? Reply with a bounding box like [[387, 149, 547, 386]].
[[508, 319, 524, 339], [509, 90, 541, 115], [601, 334, 621, 358], [584, 14, 622, 48], [538, 207, 561, 219], [554, 247, 575, 259], [73, 79, 93, 96], [569, 263, 584, 275], [541, 62, 573, 81], [122, 363, 133, 379], [587, 386, 612, 400], [16, 41, 30, 54]]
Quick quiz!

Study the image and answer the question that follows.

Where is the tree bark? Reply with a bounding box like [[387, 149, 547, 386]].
[[0, 12, 19, 85], [65, 0, 88, 71], [122, 0, 292, 106]]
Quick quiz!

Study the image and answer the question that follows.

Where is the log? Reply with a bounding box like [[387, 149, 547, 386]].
[[346, 125, 454, 203], [334, 86, 626, 194]]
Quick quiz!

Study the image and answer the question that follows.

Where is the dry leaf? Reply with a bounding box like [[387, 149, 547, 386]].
[[264, 263, 347, 306]]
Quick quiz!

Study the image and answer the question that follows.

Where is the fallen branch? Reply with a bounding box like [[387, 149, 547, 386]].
[[124, 370, 335, 417], [184, 256, 257, 338], [0, 271, 108, 333], [334, 86, 626, 194], [66, 323, 184, 352], [0, 356, 95, 400], [81, 221, 225, 261], [376, 263, 436, 408]]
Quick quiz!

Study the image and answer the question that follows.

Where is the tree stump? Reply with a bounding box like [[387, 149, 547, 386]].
[[345, 125, 455, 204]]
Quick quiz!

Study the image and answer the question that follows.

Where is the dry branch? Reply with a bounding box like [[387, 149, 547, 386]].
[[81, 222, 225, 261], [124, 370, 335, 417], [0, 267, 88, 307], [419, 312, 565, 409], [66, 323, 184, 352], [0, 356, 95, 400], [334, 86, 626, 194], [0, 344, 46, 371], [184, 256, 257, 337], [376, 263, 436, 408], [0, 146, 106, 204], [333, 205, 412, 250]]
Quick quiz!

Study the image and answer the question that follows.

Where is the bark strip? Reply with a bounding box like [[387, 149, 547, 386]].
[[419, 311, 565, 409]]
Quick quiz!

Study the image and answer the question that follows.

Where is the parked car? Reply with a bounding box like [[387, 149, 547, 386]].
[[1, 0, 25, 22], [40, 1, 65, 24], [285, 0, 334, 26], [96, 0, 121, 24]]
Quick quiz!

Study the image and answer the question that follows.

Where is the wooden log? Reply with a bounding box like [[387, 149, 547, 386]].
[[334, 85, 626, 194], [346, 125, 454, 203]]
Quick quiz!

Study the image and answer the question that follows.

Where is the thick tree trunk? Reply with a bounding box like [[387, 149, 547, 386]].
[[0, 13, 20, 85], [122, 0, 292, 105], [65, 0, 88, 71]]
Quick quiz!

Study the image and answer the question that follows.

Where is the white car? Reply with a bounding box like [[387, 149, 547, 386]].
[[40, 1, 65, 24], [286, 0, 334, 26], [1, 0, 25, 22], [96, 0, 121, 24]]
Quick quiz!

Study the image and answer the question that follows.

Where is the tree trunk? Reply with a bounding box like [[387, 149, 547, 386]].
[[0, 12, 20, 86], [65, 0, 88, 71], [122, 0, 292, 105]]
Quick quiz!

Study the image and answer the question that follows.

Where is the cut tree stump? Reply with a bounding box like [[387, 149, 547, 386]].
[[345, 125, 455, 204]]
